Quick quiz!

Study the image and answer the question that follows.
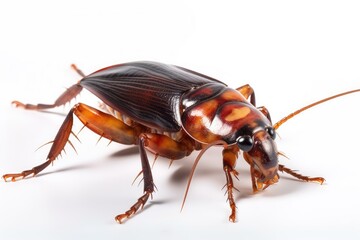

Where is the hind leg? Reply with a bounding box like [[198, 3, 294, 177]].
[[12, 84, 83, 110], [4, 103, 195, 223], [3, 103, 141, 181], [12, 64, 85, 110], [4, 103, 151, 223], [70, 64, 86, 78]]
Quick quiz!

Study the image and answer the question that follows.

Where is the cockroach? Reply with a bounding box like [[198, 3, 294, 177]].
[[4, 61, 360, 223]]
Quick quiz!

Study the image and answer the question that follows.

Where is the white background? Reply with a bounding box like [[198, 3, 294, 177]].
[[1, 0, 360, 239]]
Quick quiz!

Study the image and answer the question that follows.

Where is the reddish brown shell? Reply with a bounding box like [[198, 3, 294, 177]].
[[80, 61, 225, 132], [181, 83, 271, 144]]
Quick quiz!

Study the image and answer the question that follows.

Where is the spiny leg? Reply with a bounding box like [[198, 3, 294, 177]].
[[3, 103, 141, 181], [12, 64, 86, 111], [115, 134, 155, 223], [3, 109, 76, 181], [279, 164, 325, 184], [222, 146, 240, 222], [71, 64, 86, 78], [116, 133, 196, 223], [6, 100, 197, 222], [63, 105, 197, 221], [4, 103, 156, 222], [12, 84, 83, 110]]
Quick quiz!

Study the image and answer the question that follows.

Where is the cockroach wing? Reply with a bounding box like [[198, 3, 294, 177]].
[[80, 61, 225, 131]]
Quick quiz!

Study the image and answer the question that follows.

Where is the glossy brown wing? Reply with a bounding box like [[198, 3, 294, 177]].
[[80, 61, 226, 131]]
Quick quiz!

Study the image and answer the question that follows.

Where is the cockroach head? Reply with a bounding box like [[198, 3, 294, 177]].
[[236, 123, 278, 181]]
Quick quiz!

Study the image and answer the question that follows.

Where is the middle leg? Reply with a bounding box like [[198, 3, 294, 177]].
[[115, 132, 196, 223], [12, 64, 86, 111], [115, 133, 155, 223], [236, 84, 256, 106], [236, 84, 273, 123]]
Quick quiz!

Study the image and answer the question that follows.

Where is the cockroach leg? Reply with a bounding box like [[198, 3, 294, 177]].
[[236, 84, 256, 106], [3, 161, 53, 181], [257, 106, 272, 123], [278, 164, 325, 184], [223, 167, 237, 222], [73, 103, 141, 145], [3, 103, 141, 181], [236, 85, 273, 123], [12, 84, 83, 110], [115, 134, 155, 223], [3, 109, 76, 181], [115, 191, 152, 223], [117, 134, 195, 222], [6, 100, 195, 221], [222, 146, 240, 222], [70, 64, 86, 78]]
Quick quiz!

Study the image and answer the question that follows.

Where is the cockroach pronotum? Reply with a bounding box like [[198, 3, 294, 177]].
[[4, 61, 360, 223]]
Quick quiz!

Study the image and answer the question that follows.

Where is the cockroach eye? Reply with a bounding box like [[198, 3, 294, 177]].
[[265, 127, 276, 140], [236, 135, 254, 152]]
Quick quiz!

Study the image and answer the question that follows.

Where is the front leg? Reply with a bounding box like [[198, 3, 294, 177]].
[[236, 84, 256, 106], [222, 146, 240, 222], [236, 85, 273, 123], [279, 164, 325, 184], [257, 106, 272, 123]]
